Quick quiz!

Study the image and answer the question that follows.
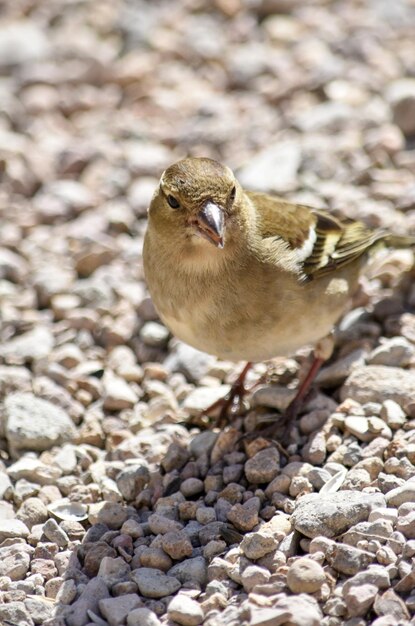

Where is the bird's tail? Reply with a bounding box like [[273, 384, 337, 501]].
[[384, 234, 415, 248]]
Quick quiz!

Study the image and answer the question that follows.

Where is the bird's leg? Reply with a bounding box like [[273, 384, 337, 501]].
[[204, 362, 253, 425], [252, 334, 335, 439]]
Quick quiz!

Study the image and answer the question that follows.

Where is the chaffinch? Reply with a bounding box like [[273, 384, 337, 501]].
[[143, 157, 413, 428]]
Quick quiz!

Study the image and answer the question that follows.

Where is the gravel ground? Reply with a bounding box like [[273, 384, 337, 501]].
[[1, 1, 415, 625]]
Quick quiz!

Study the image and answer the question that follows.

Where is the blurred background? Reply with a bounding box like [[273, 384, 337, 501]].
[[0, 0, 415, 386]]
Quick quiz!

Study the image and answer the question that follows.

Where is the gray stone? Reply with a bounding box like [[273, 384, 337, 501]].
[[0, 601, 34, 626], [103, 374, 138, 411], [343, 583, 378, 617], [292, 491, 386, 538], [0, 327, 53, 362], [183, 385, 230, 416], [368, 337, 414, 367], [4, 393, 76, 453], [127, 608, 161, 626], [238, 141, 301, 193], [164, 342, 216, 382], [327, 543, 375, 576], [24, 597, 54, 625], [286, 557, 326, 593], [341, 366, 415, 406], [169, 556, 207, 586], [386, 78, 415, 137], [131, 568, 181, 598], [189, 431, 219, 458], [250, 593, 322, 626], [240, 530, 278, 560], [65, 578, 109, 626], [116, 464, 150, 501], [99, 594, 143, 626], [0, 543, 32, 580], [140, 321, 169, 347], [0, 518, 29, 542], [43, 518, 69, 547], [244, 447, 280, 483], [386, 482, 415, 507], [167, 595, 204, 626], [317, 348, 366, 387]]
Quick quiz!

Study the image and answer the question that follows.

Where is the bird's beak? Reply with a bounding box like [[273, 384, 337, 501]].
[[192, 202, 225, 249]]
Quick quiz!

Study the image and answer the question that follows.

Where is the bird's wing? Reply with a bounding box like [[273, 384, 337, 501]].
[[248, 191, 385, 280]]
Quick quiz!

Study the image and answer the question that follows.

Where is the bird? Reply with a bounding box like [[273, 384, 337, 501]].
[[143, 156, 414, 434]]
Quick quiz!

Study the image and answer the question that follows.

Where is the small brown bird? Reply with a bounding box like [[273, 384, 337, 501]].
[[143, 157, 413, 429]]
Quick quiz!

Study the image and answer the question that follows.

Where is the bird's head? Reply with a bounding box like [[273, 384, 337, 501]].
[[148, 157, 242, 251]]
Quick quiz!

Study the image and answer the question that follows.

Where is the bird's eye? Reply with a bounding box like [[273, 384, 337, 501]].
[[229, 185, 236, 202], [167, 194, 180, 209]]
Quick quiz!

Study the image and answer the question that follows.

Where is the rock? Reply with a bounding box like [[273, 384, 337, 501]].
[[0, 247, 28, 281], [241, 563, 270, 592], [244, 447, 280, 483], [55, 579, 77, 605], [0, 21, 50, 67], [42, 518, 69, 547], [374, 588, 410, 621], [183, 385, 230, 416], [286, 557, 326, 593], [386, 78, 415, 137], [116, 464, 150, 501], [189, 431, 218, 458], [0, 602, 34, 626], [4, 393, 76, 454], [83, 542, 117, 577], [168, 556, 207, 586], [252, 385, 296, 411], [131, 568, 181, 598], [24, 597, 54, 625], [344, 415, 392, 442], [343, 583, 378, 617], [385, 482, 415, 507], [341, 366, 415, 406], [140, 547, 173, 571], [147, 513, 183, 534], [164, 342, 216, 382], [240, 530, 278, 560], [127, 608, 161, 626], [292, 491, 386, 538], [342, 565, 390, 593], [0, 543, 32, 580], [167, 595, 204, 626], [250, 594, 322, 626], [161, 442, 190, 472], [181, 477, 204, 497], [88, 502, 128, 529], [327, 544, 375, 576], [17, 498, 48, 529], [0, 518, 29, 542], [238, 141, 301, 193], [99, 594, 143, 626], [140, 321, 169, 347], [396, 510, 415, 538], [98, 557, 131, 587], [227, 498, 260, 532], [103, 374, 138, 411], [368, 337, 414, 367], [0, 327, 54, 362], [317, 348, 366, 387], [65, 578, 109, 626], [380, 399, 406, 429], [161, 531, 193, 560]]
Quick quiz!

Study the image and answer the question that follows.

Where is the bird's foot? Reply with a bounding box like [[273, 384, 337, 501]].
[[204, 362, 253, 427]]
